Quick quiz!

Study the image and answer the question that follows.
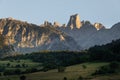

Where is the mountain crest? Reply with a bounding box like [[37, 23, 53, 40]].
[[1, 17, 15, 21], [0, 18, 80, 53], [53, 21, 61, 27], [67, 14, 82, 29], [94, 23, 105, 30]]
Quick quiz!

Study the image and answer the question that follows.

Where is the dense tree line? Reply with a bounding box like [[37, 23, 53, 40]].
[[4, 51, 88, 67], [2, 39, 120, 71], [89, 39, 120, 62], [93, 61, 120, 75], [3, 67, 39, 76]]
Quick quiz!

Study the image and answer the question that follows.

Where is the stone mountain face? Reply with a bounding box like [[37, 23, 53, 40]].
[[94, 23, 105, 30], [109, 22, 120, 40], [0, 14, 120, 54], [82, 22, 120, 49], [0, 34, 14, 57], [56, 14, 120, 49], [67, 14, 82, 29], [80, 22, 120, 49], [53, 22, 61, 27], [66, 14, 105, 30], [57, 20, 98, 49], [0, 18, 80, 53]]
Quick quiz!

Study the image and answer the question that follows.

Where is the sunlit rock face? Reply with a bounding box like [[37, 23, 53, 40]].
[[0, 18, 80, 53], [94, 23, 105, 30], [67, 14, 82, 29], [53, 22, 61, 27], [56, 14, 120, 50], [1, 15, 120, 54], [0, 34, 14, 57]]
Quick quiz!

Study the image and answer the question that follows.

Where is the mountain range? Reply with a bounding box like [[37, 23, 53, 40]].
[[0, 14, 120, 54], [57, 14, 120, 49]]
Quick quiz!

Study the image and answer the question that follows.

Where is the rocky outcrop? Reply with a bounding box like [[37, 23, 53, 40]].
[[67, 14, 82, 29], [0, 34, 14, 57], [57, 14, 120, 50], [53, 21, 61, 27], [94, 23, 105, 30], [44, 21, 52, 26], [1, 14, 120, 54], [0, 18, 80, 53]]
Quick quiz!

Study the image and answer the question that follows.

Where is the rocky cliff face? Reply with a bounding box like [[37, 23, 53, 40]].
[[57, 14, 120, 49], [58, 20, 98, 49], [0, 34, 14, 57], [0, 18, 80, 53], [94, 23, 105, 30], [53, 22, 61, 27], [0, 14, 120, 54], [67, 14, 82, 29]]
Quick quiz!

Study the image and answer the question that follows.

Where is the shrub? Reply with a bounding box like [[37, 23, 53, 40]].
[[0, 73, 2, 76], [22, 63, 26, 68], [15, 64, 21, 68], [78, 76, 84, 80], [93, 66, 111, 75], [0, 66, 5, 72], [63, 77, 67, 80], [109, 62, 120, 70], [20, 75, 26, 80], [3, 70, 14, 76], [93, 61, 120, 75], [6, 63, 10, 67], [3, 69, 22, 76], [14, 69, 21, 75], [25, 68, 38, 73], [82, 65, 87, 69], [58, 66, 66, 72]]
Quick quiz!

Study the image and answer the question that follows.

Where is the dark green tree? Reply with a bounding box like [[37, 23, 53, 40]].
[[58, 66, 66, 72], [20, 75, 26, 80]]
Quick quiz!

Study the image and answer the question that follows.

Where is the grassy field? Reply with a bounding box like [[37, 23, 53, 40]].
[[0, 59, 41, 71], [0, 62, 119, 80]]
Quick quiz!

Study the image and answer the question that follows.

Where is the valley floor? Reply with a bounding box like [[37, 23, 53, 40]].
[[0, 62, 120, 80]]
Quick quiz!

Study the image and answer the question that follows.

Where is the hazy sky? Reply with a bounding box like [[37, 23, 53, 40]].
[[0, 0, 120, 27]]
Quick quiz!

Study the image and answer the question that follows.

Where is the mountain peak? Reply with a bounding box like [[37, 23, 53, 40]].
[[0, 17, 30, 25], [94, 23, 105, 30], [111, 22, 120, 30], [1, 17, 15, 20], [0, 18, 80, 53], [53, 21, 61, 27], [67, 14, 82, 29], [40, 21, 52, 27], [7, 17, 15, 20]]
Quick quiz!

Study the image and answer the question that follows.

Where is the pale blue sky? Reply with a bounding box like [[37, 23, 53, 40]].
[[0, 0, 120, 27]]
